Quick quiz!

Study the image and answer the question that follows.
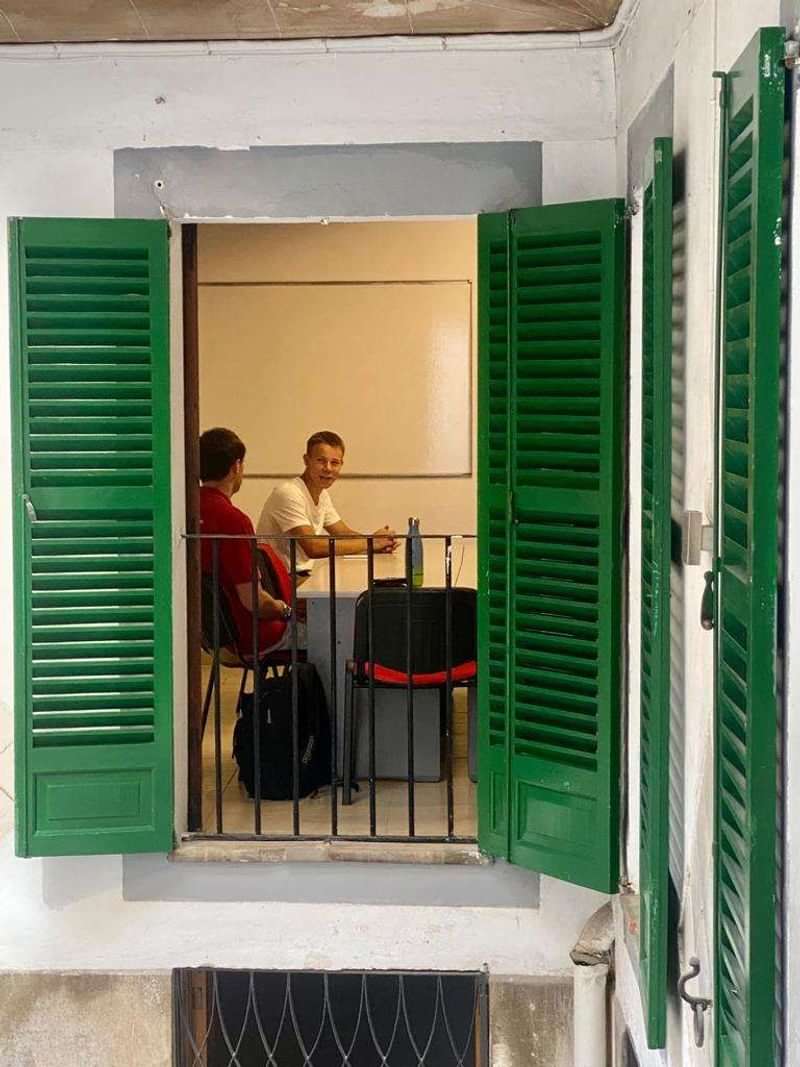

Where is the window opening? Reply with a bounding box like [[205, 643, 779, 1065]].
[[184, 220, 479, 845], [172, 968, 489, 1067]]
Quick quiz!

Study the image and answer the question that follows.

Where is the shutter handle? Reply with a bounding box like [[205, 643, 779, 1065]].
[[678, 957, 712, 1047], [23, 495, 38, 523], [700, 571, 715, 630]]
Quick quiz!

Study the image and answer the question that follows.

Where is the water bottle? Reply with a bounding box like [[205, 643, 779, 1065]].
[[408, 517, 423, 588]]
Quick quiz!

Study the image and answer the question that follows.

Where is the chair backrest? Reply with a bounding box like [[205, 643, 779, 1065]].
[[352, 586, 477, 675], [200, 572, 240, 653]]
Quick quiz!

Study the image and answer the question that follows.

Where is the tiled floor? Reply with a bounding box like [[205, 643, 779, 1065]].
[[200, 664, 477, 839]]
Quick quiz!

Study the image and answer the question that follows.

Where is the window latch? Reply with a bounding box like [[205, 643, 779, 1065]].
[[678, 957, 712, 1047]]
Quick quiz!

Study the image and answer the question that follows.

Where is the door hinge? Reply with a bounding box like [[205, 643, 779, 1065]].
[[785, 38, 800, 69]]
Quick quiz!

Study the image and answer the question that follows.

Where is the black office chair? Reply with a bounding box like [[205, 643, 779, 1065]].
[[199, 573, 302, 741], [342, 586, 477, 804]]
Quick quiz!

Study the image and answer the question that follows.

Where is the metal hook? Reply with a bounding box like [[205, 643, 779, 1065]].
[[678, 957, 712, 1047]]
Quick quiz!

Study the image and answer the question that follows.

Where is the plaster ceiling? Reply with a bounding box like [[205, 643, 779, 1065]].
[[0, 0, 623, 43]]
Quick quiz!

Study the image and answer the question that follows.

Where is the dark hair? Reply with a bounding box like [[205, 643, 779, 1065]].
[[306, 430, 345, 455], [199, 427, 246, 482]]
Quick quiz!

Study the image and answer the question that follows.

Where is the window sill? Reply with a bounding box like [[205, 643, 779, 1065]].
[[172, 836, 490, 866]]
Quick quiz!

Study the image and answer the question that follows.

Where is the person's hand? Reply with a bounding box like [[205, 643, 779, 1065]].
[[272, 598, 291, 620], [372, 526, 397, 553]]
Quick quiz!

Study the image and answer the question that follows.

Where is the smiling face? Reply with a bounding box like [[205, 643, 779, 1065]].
[[303, 442, 344, 495]]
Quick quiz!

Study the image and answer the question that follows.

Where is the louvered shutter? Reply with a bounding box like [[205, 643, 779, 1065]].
[[714, 28, 785, 1067], [477, 212, 511, 856], [638, 138, 673, 1051], [10, 218, 173, 857], [477, 200, 626, 891]]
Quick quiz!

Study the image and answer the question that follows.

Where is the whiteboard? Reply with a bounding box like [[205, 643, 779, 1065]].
[[198, 281, 472, 477]]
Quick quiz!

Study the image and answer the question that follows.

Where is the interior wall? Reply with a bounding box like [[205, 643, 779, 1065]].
[[198, 220, 478, 535], [613, 1, 785, 1064]]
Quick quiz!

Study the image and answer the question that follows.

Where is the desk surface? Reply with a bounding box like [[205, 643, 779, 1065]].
[[298, 539, 477, 599]]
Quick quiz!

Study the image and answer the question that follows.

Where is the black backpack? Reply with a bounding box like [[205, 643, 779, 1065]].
[[233, 662, 332, 800]]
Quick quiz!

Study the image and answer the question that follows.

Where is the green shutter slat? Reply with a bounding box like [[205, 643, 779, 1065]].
[[714, 28, 785, 1067], [10, 216, 173, 858], [637, 137, 673, 1051], [477, 213, 512, 855]]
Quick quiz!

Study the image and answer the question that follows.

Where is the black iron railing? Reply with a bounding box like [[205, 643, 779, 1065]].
[[185, 532, 478, 844], [172, 968, 489, 1067]]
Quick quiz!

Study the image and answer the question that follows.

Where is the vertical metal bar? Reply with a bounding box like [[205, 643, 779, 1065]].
[[290, 538, 300, 836], [477, 970, 490, 1066], [250, 537, 262, 836], [328, 538, 338, 837], [444, 535, 455, 839], [406, 535, 416, 837], [367, 537, 377, 837], [211, 538, 223, 834]]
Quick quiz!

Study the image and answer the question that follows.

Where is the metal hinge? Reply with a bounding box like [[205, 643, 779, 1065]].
[[712, 70, 729, 110], [681, 510, 713, 565], [786, 38, 800, 69], [23, 495, 37, 523]]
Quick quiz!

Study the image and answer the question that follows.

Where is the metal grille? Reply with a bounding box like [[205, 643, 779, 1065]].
[[173, 969, 488, 1067]]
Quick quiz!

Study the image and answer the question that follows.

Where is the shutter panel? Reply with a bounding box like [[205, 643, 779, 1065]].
[[507, 200, 625, 893], [714, 28, 785, 1067], [638, 137, 673, 1051], [477, 212, 511, 856], [10, 218, 173, 857]]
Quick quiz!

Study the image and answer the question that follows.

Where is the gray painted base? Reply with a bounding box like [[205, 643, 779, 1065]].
[[114, 142, 542, 219], [122, 852, 540, 907]]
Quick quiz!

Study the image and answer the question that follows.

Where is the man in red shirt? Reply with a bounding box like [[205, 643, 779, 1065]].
[[199, 427, 291, 655]]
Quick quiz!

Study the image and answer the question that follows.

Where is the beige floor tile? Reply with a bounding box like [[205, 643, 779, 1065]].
[[198, 664, 476, 840]]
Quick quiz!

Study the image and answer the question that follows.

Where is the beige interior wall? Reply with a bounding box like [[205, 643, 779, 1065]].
[[197, 220, 477, 536]]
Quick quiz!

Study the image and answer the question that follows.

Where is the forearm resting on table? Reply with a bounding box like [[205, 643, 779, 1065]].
[[235, 583, 286, 620], [297, 534, 370, 558]]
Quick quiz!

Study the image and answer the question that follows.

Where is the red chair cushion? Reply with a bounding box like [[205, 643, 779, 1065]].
[[359, 660, 477, 686]]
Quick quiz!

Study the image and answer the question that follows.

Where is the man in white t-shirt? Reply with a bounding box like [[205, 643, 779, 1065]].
[[257, 430, 397, 576]]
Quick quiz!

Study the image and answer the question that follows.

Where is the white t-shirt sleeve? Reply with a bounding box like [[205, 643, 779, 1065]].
[[321, 491, 341, 528], [267, 483, 314, 533]]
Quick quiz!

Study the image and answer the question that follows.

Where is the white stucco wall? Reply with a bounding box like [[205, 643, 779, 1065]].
[[0, 37, 618, 978], [614, 1, 786, 1064]]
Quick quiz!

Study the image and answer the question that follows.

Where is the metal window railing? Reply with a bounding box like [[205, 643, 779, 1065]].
[[185, 532, 478, 845], [172, 968, 489, 1067]]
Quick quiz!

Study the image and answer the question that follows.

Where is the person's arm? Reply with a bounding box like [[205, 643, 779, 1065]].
[[326, 519, 397, 556], [234, 582, 290, 621]]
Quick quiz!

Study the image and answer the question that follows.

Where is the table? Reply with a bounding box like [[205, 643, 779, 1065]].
[[297, 540, 477, 781]]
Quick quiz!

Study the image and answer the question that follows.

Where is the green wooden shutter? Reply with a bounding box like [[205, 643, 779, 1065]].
[[10, 217, 174, 857], [714, 27, 785, 1067], [477, 212, 511, 856], [638, 137, 674, 1051], [478, 200, 626, 893]]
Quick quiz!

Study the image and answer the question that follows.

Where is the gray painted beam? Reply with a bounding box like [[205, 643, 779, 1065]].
[[114, 143, 542, 219]]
